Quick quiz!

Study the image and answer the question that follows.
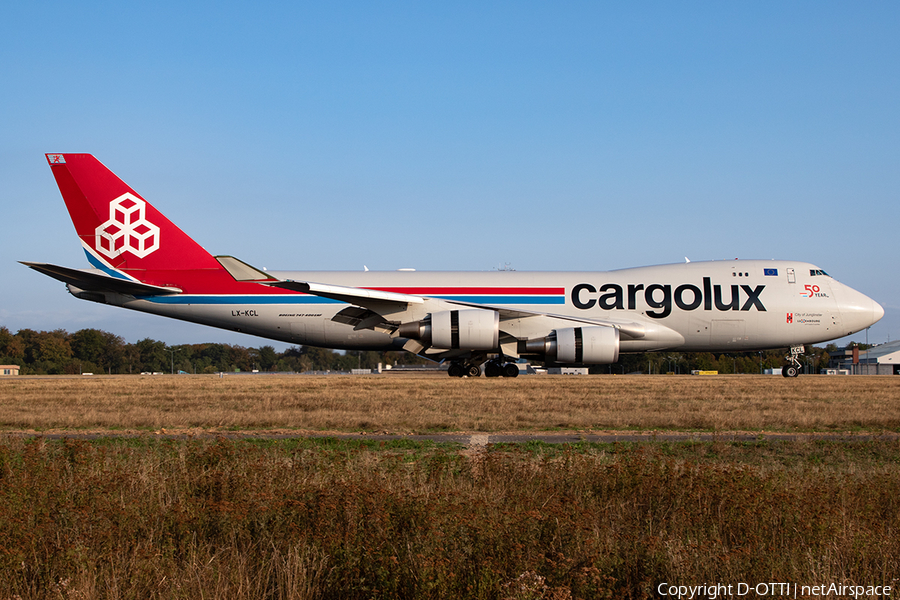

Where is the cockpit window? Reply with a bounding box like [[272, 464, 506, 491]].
[[809, 269, 830, 277]]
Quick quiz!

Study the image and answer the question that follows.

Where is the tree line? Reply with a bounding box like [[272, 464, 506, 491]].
[[0, 327, 423, 375], [1, 325, 841, 375], [597, 345, 835, 375]]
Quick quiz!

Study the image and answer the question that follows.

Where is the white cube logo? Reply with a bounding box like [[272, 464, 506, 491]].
[[95, 193, 160, 259]]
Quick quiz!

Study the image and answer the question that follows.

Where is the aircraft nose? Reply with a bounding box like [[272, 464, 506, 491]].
[[873, 298, 885, 323], [836, 285, 884, 333]]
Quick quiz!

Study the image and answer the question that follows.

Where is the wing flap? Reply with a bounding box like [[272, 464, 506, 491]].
[[331, 306, 398, 333]]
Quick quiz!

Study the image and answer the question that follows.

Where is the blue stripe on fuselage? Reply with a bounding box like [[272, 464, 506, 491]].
[[139, 295, 341, 304]]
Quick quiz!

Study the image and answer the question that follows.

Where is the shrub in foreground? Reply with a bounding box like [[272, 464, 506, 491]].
[[0, 437, 897, 599]]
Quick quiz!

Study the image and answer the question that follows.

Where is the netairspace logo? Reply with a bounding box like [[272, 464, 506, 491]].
[[657, 582, 893, 599]]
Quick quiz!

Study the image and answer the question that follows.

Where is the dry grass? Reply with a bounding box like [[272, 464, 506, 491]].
[[1, 374, 898, 434], [2, 375, 899, 598], [0, 436, 898, 599]]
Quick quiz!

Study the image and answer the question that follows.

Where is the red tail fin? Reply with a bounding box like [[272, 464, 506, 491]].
[[46, 153, 220, 273]]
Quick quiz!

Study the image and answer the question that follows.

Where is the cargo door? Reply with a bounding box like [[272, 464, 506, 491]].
[[710, 319, 746, 348]]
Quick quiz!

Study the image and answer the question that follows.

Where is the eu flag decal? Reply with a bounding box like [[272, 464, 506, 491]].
[[764, 268, 778, 276]]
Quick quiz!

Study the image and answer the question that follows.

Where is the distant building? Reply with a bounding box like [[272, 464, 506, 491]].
[[829, 341, 900, 375], [1, 365, 20, 376], [548, 367, 589, 375]]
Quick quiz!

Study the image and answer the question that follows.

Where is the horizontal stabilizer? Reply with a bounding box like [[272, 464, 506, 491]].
[[21, 262, 182, 296]]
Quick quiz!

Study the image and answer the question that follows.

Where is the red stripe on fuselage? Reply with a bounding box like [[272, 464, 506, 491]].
[[123, 275, 567, 299], [368, 287, 564, 295]]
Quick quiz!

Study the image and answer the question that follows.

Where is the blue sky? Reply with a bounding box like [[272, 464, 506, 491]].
[[2, 1, 897, 350]]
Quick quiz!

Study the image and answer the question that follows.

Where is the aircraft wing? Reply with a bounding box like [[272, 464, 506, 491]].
[[264, 278, 640, 332], [21, 262, 183, 296], [265, 276, 652, 342], [266, 279, 426, 307], [216, 257, 674, 348], [439, 298, 649, 340], [265, 279, 429, 334]]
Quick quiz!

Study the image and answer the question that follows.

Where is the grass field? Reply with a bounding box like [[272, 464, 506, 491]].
[[1, 375, 898, 599], [1, 374, 899, 434]]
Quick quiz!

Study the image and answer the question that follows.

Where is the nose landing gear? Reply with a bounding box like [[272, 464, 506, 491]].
[[782, 345, 804, 378]]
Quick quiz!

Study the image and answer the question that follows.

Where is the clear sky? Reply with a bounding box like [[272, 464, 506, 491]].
[[2, 1, 897, 351]]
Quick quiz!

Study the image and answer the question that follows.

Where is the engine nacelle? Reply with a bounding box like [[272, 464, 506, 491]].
[[397, 309, 499, 350], [524, 326, 619, 364]]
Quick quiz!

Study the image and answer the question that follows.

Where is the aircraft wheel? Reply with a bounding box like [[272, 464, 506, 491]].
[[466, 364, 482, 378], [447, 363, 464, 378], [502, 363, 520, 378], [484, 362, 502, 377], [784, 365, 799, 378]]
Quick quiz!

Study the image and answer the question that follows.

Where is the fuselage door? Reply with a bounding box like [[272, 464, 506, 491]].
[[711, 319, 746, 348], [290, 320, 325, 345]]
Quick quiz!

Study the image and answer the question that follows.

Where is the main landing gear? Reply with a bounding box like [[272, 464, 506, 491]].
[[782, 345, 804, 378], [483, 359, 520, 378], [447, 362, 481, 378], [447, 359, 519, 378]]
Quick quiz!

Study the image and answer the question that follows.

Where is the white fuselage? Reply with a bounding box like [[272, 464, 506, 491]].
[[110, 259, 882, 354]]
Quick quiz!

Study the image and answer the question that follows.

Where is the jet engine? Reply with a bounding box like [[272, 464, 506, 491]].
[[523, 326, 619, 364], [397, 309, 499, 350]]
